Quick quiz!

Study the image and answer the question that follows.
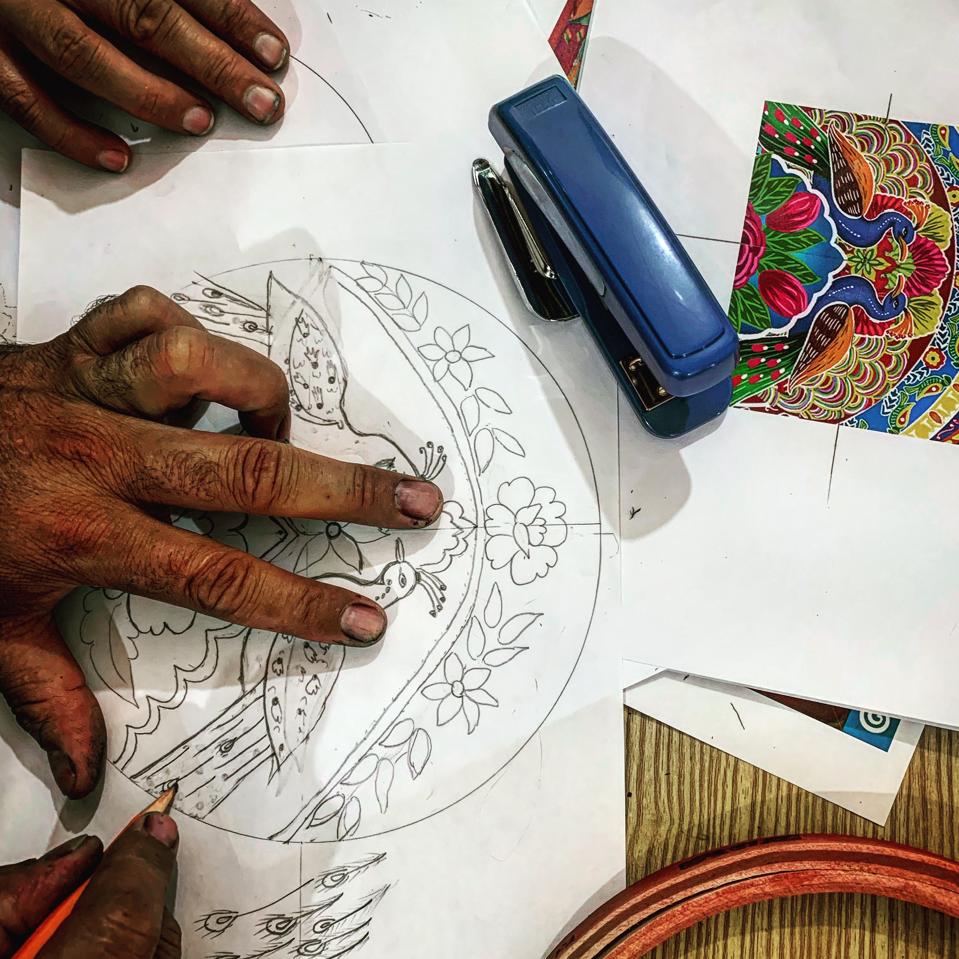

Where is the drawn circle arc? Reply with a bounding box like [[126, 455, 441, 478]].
[[133, 257, 603, 844], [291, 56, 374, 145]]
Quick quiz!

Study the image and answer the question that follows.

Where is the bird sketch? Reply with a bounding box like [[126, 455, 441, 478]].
[[65, 256, 602, 957]]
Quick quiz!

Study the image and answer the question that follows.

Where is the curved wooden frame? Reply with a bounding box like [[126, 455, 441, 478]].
[[548, 835, 959, 958]]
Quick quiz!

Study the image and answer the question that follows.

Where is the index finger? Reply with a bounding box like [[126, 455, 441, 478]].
[[127, 424, 445, 528], [41, 814, 178, 959]]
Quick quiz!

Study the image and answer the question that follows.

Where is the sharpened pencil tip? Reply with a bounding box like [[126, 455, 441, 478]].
[[157, 783, 178, 813], [140, 783, 178, 818]]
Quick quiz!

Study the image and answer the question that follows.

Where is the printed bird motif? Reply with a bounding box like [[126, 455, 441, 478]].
[[787, 275, 907, 388], [759, 102, 917, 249], [788, 304, 853, 388]]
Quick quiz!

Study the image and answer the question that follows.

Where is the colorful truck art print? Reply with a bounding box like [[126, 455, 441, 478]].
[[731, 101, 959, 442]]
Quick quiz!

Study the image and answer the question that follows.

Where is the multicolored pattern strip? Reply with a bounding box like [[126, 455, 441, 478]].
[[549, 0, 594, 87], [732, 103, 959, 442]]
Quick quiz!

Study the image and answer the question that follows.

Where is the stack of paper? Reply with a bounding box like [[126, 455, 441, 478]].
[[579, 0, 959, 823], [3, 3, 955, 957], [3, 5, 623, 959]]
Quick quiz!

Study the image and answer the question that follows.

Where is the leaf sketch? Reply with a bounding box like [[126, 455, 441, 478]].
[[196, 854, 388, 958], [476, 387, 511, 414], [473, 427, 494, 474], [483, 646, 527, 667], [378, 718, 415, 748], [338, 797, 362, 839], [407, 728, 431, 778], [460, 394, 481, 434], [374, 759, 393, 814], [498, 613, 542, 647], [465, 617, 486, 660], [483, 584, 503, 629], [492, 428, 525, 458]]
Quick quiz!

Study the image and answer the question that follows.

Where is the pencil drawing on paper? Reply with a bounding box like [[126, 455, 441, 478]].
[[730, 102, 959, 442], [195, 853, 388, 959], [63, 258, 601, 857], [0, 281, 13, 344]]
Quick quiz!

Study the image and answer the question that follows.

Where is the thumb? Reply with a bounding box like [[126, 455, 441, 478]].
[[41, 813, 178, 959], [0, 615, 106, 797], [0, 836, 103, 958]]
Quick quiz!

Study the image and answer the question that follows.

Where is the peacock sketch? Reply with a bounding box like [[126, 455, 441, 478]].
[[74, 262, 479, 838]]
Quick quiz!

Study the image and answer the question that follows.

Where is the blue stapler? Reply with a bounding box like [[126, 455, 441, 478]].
[[474, 76, 739, 438]]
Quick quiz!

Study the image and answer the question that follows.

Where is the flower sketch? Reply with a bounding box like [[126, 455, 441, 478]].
[[418, 325, 492, 389], [484, 478, 568, 585], [421, 653, 497, 733], [309, 521, 386, 573], [265, 518, 387, 575]]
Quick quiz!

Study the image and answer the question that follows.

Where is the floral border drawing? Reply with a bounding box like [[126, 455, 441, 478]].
[[68, 258, 601, 850]]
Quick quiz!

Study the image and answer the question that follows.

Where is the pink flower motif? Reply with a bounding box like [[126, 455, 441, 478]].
[[765, 192, 821, 232], [735, 203, 766, 289], [757, 269, 809, 318]]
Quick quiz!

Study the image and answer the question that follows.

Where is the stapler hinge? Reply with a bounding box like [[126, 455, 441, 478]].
[[472, 158, 578, 322]]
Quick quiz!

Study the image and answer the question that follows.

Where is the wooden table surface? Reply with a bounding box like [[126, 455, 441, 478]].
[[624, 708, 959, 958]]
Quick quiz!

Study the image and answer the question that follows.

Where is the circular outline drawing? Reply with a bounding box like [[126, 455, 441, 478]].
[[72, 258, 602, 845]]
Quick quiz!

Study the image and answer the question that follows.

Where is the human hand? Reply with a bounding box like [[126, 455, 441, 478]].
[[0, 287, 444, 797], [0, 815, 180, 958], [0, 0, 289, 172]]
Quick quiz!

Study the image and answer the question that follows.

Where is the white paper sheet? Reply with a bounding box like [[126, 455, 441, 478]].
[[623, 669, 922, 825], [0, 0, 389, 346], [14, 140, 624, 958], [526, 0, 568, 32], [614, 235, 959, 726], [323, 0, 556, 138], [70, 0, 383, 151], [580, 0, 959, 241], [0, 116, 38, 343]]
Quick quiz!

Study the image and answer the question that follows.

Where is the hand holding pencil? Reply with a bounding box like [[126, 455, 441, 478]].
[[0, 790, 180, 959]]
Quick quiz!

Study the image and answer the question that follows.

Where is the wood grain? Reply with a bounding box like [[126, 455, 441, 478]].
[[624, 708, 959, 958]]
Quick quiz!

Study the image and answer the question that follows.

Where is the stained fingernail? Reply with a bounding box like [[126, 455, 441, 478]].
[[97, 150, 129, 173], [143, 812, 179, 849], [182, 105, 214, 136], [48, 751, 76, 795], [254, 32, 288, 70], [43, 835, 92, 860], [395, 479, 443, 523], [340, 603, 387, 646], [243, 84, 281, 123]]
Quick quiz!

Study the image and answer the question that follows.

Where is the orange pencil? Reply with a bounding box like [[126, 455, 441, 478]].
[[13, 785, 178, 959]]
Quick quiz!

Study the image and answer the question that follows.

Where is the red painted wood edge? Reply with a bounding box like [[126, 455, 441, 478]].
[[548, 835, 959, 958]]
